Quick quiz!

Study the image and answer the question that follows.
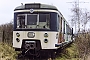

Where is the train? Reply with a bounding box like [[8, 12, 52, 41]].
[[13, 3, 73, 59]]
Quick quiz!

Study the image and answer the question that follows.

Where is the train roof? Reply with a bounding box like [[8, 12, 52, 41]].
[[14, 3, 71, 28], [14, 3, 58, 11]]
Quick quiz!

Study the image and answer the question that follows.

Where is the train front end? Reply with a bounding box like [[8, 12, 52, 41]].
[[13, 3, 59, 57]]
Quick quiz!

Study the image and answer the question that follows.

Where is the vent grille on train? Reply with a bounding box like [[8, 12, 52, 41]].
[[25, 3, 40, 9]]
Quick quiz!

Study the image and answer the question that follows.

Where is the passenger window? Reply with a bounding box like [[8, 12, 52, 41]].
[[58, 15, 60, 31], [66, 24, 71, 35], [64, 21, 65, 34], [60, 17, 62, 32]]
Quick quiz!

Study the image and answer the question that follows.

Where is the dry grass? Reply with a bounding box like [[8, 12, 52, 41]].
[[0, 43, 18, 60], [56, 32, 90, 60], [55, 43, 79, 60], [0, 32, 90, 60], [0, 42, 78, 60], [75, 33, 90, 60]]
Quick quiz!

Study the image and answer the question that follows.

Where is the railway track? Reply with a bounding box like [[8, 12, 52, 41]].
[[16, 53, 56, 60], [16, 44, 69, 60]]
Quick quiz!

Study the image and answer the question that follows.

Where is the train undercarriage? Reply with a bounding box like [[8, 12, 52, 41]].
[[16, 40, 57, 60], [17, 48, 57, 60], [16, 40, 73, 60]]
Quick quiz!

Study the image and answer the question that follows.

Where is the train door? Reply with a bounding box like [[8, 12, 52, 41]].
[[63, 20, 65, 42], [61, 18, 65, 42], [58, 17, 63, 43], [60, 17, 63, 43]]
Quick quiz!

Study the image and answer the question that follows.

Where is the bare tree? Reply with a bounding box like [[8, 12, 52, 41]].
[[81, 9, 90, 32], [70, 0, 90, 60], [0, 21, 13, 45], [70, 0, 90, 33], [70, 0, 82, 33]]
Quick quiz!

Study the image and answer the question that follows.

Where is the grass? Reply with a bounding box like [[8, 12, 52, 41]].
[[0, 42, 79, 60], [55, 43, 79, 60], [0, 43, 18, 60]]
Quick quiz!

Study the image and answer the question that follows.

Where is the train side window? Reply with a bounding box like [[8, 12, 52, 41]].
[[69, 27, 72, 35], [66, 24, 68, 34], [66, 24, 71, 35], [58, 15, 60, 31], [64, 21, 65, 34], [60, 17, 62, 32]]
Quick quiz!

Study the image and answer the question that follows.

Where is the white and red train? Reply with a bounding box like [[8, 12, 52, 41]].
[[13, 3, 73, 59]]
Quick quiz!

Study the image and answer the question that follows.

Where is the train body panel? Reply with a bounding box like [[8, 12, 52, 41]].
[[13, 31, 59, 49]]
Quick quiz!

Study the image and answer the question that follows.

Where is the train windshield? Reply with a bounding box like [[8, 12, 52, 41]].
[[17, 14, 50, 29]]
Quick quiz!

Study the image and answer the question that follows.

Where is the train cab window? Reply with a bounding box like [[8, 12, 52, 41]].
[[27, 15, 37, 25], [39, 14, 50, 29], [27, 14, 38, 28], [16, 13, 50, 29], [17, 15, 25, 28], [27, 14, 50, 29]]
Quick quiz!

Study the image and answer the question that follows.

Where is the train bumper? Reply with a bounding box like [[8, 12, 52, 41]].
[[55, 43, 62, 47]]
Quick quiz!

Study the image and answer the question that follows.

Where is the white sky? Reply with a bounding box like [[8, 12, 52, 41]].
[[0, 0, 90, 27]]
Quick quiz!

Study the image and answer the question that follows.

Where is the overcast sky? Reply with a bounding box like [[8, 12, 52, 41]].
[[0, 0, 90, 26]]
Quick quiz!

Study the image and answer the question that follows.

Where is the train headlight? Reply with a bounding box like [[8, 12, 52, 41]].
[[16, 38, 20, 42], [16, 33, 20, 37], [44, 33, 48, 37], [56, 33, 58, 39], [44, 39, 48, 43], [27, 32, 35, 38]]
